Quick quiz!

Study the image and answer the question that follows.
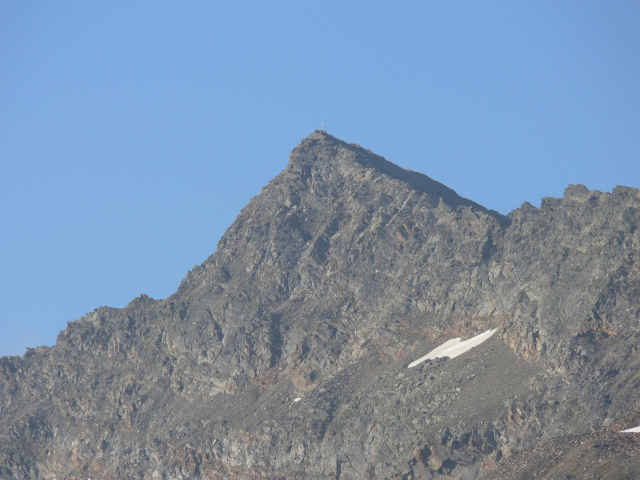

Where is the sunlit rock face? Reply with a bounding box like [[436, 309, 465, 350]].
[[1, 131, 639, 479]]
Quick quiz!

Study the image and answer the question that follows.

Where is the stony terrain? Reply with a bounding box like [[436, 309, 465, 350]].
[[1, 130, 639, 479]]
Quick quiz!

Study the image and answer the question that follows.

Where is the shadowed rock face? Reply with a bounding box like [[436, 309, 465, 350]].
[[1, 131, 639, 479]]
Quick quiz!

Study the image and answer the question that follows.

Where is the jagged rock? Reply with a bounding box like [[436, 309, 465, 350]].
[[1, 131, 639, 479]]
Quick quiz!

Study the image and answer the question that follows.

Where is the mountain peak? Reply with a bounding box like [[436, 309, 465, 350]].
[[288, 131, 506, 222], [292, 129, 359, 158], [304, 129, 334, 141]]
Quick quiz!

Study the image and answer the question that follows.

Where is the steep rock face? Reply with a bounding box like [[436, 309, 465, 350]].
[[0, 131, 639, 479]]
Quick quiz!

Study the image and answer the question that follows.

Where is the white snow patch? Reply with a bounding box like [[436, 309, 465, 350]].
[[407, 338, 462, 368], [408, 328, 498, 368], [620, 425, 640, 433]]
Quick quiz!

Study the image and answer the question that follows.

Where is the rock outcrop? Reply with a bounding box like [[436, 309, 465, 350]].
[[1, 131, 639, 479]]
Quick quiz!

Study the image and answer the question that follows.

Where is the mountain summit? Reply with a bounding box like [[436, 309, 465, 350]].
[[289, 130, 503, 219], [1, 133, 639, 479]]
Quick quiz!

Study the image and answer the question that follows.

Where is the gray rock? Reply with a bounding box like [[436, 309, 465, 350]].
[[1, 130, 639, 479]]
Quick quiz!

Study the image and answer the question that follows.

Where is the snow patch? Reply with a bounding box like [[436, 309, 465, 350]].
[[408, 328, 498, 368], [620, 425, 640, 433]]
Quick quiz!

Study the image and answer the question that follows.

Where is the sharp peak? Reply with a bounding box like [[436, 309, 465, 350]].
[[305, 129, 334, 141], [290, 131, 507, 224], [292, 130, 390, 168], [300, 129, 371, 149]]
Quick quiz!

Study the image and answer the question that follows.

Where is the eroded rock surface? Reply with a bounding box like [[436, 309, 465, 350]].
[[1, 131, 639, 479]]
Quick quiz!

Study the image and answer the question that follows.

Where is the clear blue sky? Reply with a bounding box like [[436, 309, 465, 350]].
[[1, 2, 638, 357]]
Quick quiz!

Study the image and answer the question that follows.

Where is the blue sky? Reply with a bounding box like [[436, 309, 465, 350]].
[[1, 2, 638, 357]]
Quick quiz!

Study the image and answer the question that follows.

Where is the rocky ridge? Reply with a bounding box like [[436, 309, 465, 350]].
[[1, 130, 639, 479]]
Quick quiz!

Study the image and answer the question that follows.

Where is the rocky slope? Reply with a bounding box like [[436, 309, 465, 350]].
[[1, 130, 639, 479]]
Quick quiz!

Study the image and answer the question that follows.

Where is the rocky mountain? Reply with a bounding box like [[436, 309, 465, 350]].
[[1, 130, 639, 480]]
